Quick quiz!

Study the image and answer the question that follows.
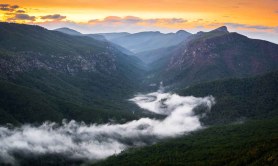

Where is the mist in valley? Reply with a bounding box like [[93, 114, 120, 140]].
[[0, 90, 214, 165]]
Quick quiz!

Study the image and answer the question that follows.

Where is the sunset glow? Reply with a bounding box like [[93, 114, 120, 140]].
[[1, 0, 278, 43]]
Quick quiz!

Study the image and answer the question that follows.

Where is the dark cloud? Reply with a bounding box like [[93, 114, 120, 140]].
[[16, 10, 25, 13], [40, 14, 67, 20], [10, 5, 19, 9], [275, 10, 278, 14], [0, 3, 33, 22], [0, 4, 19, 12], [8, 14, 36, 21], [0, 4, 9, 8], [0, 7, 9, 11], [0, 4, 10, 11]]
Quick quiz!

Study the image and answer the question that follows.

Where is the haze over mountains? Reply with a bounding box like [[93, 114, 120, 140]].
[[0, 22, 278, 165], [54, 27, 192, 54], [107, 30, 192, 53]]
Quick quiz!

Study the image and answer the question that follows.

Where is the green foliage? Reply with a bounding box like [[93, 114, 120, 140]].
[[179, 71, 278, 125], [0, 70, 150, 125], [93, 71, 278, 166], [0, 23, 105, 55], [147, 30, 278, 88], [94, 118, 278, 166], [0, 22, 149, 125], [0, 23, 277, 165]]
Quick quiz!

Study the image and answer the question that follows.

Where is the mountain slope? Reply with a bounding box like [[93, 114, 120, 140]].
[[97, 32, 131, 40], [179, 71, 278, 125], [148, 26, 278, 88], [54, 27, 83, 36], [94, 71, 278, 166], [0, 22, 147, 124], [109, 30, 191, 53], [54, 27, 135, 55], [134, 45, 176, 64], [95, 118, 278, 166]]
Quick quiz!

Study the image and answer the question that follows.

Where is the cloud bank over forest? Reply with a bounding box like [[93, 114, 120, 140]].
[[0, 91, 214, 165]]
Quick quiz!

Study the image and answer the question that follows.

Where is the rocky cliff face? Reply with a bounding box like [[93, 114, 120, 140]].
[[168, 32, 278, 74], [149, 27, 278, 87], [0, 50, 118, 78], [0, 23, 140, 79]]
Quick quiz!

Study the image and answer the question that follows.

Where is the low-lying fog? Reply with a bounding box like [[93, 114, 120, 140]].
[[0, 90, 214, 164]]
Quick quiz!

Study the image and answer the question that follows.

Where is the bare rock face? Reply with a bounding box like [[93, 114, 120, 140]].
[[0, 23, 125, 79], [212, 26, 228, 33], [152, 27, 278, 86], [0, 50, 118, 78]]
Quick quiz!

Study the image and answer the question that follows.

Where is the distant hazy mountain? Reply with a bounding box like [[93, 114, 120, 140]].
[[85, 34, 107, 41], [54, 28, 134, 55], [96, 32, 131, 40], [0, 22, 146, 124], [54, 28, 192, 55], [134, 45, 176, 64], [108, 30, 192, 53], [54, 27, 107, 41], [148, 26, 278, 87], [54, 27, 82, 36]]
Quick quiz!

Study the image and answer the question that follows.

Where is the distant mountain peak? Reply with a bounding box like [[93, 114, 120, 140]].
[[136, 31, 162, 35], [196, 31, 204, 34], [176, 30, 191, 35], [212, 26, 229, 33], [57, 27, 72, 30], [54, 27, 82, 36]]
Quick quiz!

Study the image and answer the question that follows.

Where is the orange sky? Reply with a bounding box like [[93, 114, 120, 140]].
[[1, 0, 278, 43], [1, 0, 277, 24]]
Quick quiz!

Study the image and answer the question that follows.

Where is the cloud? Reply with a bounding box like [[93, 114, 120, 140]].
[[88, 16, 187, 25], [40, 14, 67, 20], [123, 16, 143, 23], [10, 5, 19, 9], [16, 10, 25, 13], [37, 16, 188, 34], [7, 14, 36, 21], [0, 4, 12, 11], [1, 4, 64, 23], [35, 18, 278, 44], [0, 4, 9, 7], [0, 4, 19, 12], [224, 23, 274, 30], [0, 3, 33, 22], [0, 91, 215, 164], [103, 16, 122, 22]]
